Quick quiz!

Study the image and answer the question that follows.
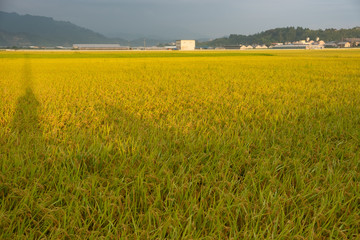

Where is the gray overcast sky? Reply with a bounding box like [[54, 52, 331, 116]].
[[1, 0, 359, 39]]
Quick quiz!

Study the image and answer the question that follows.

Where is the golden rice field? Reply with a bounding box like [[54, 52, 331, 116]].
[[1, 50, 360, 239]]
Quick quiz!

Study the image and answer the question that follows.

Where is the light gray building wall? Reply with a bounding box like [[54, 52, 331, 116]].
[[176, 40, 196, 50], [73, 44, 129, 50]]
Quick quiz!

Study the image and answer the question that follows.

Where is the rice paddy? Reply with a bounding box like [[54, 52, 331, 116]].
[[1, 50, 360, 239]]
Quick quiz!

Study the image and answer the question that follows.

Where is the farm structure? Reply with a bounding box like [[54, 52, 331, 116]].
[[271, 44, 324, 50], [254, 45, 268, 49], [224, 45, 256, 50], [73, 44, 130, 50], [176, 40, 196, 50], [344, 38, 360, 47], [337, 42, 351, 48], [324, 42, 338, 48]]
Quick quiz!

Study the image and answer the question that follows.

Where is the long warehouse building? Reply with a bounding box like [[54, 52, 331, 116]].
[[73, 44, 129, 50]]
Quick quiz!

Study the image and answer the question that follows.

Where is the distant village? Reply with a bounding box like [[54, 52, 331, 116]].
[[222, 37, 360, 50], [2, 38, 360, 51]]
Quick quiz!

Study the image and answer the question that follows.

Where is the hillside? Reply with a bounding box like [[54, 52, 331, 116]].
[[0, 11, 127, 47], [198, 27, 360, 47], [2, 12, 359, 48]]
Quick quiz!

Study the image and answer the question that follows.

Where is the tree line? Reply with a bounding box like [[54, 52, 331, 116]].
[[198, 27, 360, 47]]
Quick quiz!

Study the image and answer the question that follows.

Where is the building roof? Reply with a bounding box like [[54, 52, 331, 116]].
[[271, 44, 307, 49], [344, 38, 360, 42]]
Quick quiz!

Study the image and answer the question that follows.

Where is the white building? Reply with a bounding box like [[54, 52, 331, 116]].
[[254, 45, 268, 49], [176, 40, 196, 50]]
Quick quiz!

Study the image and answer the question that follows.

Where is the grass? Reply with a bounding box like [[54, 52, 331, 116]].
[[0, 50, 360, 239]]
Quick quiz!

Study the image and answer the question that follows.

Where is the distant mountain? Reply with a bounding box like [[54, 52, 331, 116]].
[[2, 12, 358, 48], [198, 27, 360, 47], [0, 11, 127, 47]]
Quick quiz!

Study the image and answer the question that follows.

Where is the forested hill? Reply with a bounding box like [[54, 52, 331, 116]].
[[199, 27, 360, 47], [0, 11, 127, 47]]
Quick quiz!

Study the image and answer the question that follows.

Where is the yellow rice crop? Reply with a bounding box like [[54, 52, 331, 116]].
[[0, 50, 360, 239]]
